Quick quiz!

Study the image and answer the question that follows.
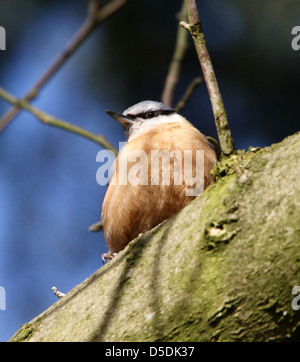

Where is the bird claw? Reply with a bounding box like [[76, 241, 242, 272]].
[[101, 251, 118, 264]]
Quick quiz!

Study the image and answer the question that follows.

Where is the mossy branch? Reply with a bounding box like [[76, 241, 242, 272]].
[[0, 87, 118, 155], [180, 0, 235, 155], [9, 132, 300, 341]]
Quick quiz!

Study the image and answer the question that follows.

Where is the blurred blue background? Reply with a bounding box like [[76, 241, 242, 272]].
[[0, 0, 299, 341]]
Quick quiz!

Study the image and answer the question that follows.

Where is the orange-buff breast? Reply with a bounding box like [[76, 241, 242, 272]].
[[101, 121, 217, 253]]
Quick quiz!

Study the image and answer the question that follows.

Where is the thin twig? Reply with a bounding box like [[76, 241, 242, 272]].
[[89, 220, 103, 232], [0, 0, 130, 133], [161, 1, 188, 107], [174, 76, 202, 113], [52, 286, 66, 299], [0, 87, 118, 155], [180, 0, 235, 155]]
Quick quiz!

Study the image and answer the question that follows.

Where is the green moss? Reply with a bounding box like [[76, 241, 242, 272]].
[[10, 323, 35, 342], [9, 132, 300, 342]]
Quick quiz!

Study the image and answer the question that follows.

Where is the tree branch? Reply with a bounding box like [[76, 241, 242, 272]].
[[0, 87, 118, 155], [180, 0, 235, 155], [161, 1, 188, 108], [174, 76, 202, 113], [9, 132, 300, 341], [0, 0, 130, 133]]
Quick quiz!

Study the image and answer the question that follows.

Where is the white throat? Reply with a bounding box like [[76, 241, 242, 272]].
[[127, 113, 189, 141]]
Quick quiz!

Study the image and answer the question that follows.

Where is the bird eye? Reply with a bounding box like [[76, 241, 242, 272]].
[[147, 111, 155, 118]]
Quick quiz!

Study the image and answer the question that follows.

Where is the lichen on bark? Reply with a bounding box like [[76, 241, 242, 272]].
[[10, 131, 300, 342]]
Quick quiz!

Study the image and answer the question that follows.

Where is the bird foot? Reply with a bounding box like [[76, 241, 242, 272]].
[[101, 251, 118, 264]]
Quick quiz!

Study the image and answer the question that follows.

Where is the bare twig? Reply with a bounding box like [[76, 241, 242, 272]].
[[180, 0, 235, 155], [0, 87, 118, 155], [52, 286, 66, 299], [161, 1, 188, 107], [174, 76, 202, 113], [0, 0, 130, 133], [89, 220, 103, 232]]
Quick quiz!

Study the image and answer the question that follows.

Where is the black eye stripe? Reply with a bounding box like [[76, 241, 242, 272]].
[[126, 110, 175, 120]]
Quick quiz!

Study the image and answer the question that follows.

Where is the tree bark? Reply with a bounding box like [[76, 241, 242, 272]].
[[9, 131, 300, 342]]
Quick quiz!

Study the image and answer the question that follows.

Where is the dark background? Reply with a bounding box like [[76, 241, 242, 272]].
[[0, 0, 299, 341]]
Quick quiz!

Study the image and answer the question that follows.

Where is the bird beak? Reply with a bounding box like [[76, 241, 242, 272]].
[[105, 110, 134, 127]]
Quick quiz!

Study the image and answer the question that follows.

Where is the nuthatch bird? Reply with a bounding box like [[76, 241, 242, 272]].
[[101, 100, 217, 262]]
